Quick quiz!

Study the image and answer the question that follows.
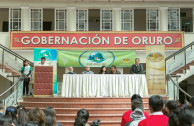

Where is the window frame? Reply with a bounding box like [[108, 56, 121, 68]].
[[9, 8, 21, 31], [30, 8, 43, 31], [121, 9, 134, 31], [100, 9, 113, 31], [146, 9, 160, 31]]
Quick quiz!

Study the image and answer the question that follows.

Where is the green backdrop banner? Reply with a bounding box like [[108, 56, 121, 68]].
[[58, 50, 136, 67]]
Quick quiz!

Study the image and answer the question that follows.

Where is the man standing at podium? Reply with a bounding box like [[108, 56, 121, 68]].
[[82, 65, 94, 74], [39, 57, 48, 66], [130, 58, 143, 74]]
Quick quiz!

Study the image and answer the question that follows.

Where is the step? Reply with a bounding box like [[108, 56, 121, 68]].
[[58, 120, 121, 126], [56, 114, 122, 121], [20, 102, 149, 108], [25, 107, 150, 114], [22, 97, 150, 102]]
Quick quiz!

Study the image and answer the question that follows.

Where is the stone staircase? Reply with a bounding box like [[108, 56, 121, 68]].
[[20, 97, 154, 126]]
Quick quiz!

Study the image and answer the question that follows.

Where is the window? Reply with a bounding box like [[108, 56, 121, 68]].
[[168, 9, 180, 31], [9, 8, 21, 31], [31, 9, 42, 31], [55, 9, 67, 31], [121, 10, 134, 31], [146, 9, 159, 31], [76, 10, 88, 31], [101, 10, 112, 31]]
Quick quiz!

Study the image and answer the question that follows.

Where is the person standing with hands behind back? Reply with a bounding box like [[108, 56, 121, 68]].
[[21, 60, 32, 96]]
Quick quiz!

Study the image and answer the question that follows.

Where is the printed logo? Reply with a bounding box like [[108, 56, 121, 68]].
[[147, 52, 164, 62], [39, 50, 51, 58]]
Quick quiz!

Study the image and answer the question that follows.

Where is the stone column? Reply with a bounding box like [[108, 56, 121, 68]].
[[113, 8, 121, 31], [67, 7, 76, 31], [21, 6, 30, 31], [160, 7, 168, 31]]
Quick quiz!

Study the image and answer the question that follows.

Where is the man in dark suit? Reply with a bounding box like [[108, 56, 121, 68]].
[[109, 65, 121, 74], [130, 58, 143, 74], [0, 100, 4, 116]]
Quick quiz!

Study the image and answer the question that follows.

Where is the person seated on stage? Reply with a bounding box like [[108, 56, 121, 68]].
[[138, 95, 169, 126], [130, 58, 143, 74], [109, 65, 121, 74], [66, 67, 77, 74], [179, 106, 194, 126], [189, 97, 194, 107], [74, 109, 90, 126], [98, 66, 107, 74], [121, 94, 150, 126], [39, 57, 48, 66], [82, 65, 94, 74], [124, 99, 145, 126]]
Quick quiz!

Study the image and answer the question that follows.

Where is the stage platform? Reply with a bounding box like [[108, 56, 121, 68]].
[[20, 96, 168, 126]]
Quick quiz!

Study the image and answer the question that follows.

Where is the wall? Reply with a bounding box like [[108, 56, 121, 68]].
[[134, 9, 146, 31], [0, 75, 12, 99], [0, 8, 8, 32]]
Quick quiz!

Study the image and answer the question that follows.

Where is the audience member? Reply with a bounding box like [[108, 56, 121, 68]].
[[162, 100, 169, 116], [98, 66, 107, 74], [16, 105, 28, 126], [124, 99, 145, 126], [109, 65, 121, 74], [25, 121, 39, 126], [0, 115, 14, 126], [189, 97, 194, 107], [0, 100, 4, 116], [5, 106, 18, 126], [82, 65, 94, 74], [66, 67, 76, 74], [168, 111, 179, 126], [28, 108, 45, 126], [138, 95, 168, 126], [74, 109, 89, 126], [179, 106, 194, 126], [166, 100, 179, 115], [121, 94, 150, 126], [44, 107, 62, 126]]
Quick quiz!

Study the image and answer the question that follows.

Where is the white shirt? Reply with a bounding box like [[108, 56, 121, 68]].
[[38, 62, 49, 66], [151, 112, 163, 115]]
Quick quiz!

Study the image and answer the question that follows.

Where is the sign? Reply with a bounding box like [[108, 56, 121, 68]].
[[146, 45, 166, 95], [10, 31, 184, 50], [34, 48, 58, 95], [58, 50, 136, 67]]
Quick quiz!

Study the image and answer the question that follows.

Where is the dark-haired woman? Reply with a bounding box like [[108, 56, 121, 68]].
[[98, 66, 107, 74], [16, 105, 27, 126], [74, 109, 89, 126], [28, 108, 45, 126], [0, 115, 15, 126], [5, 106, 18, 126], [44, 107, 61, 126], [21, 60, 32, 96]]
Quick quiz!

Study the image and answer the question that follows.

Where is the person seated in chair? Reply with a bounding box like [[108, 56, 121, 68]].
[[66, 67, 76, 74], [82, 65, 94, 74], [109, 65, 121, 74]]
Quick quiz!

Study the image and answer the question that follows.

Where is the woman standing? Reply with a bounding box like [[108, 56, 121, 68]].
[[21, 60, 32, 96], [98, 66, 107, 74]]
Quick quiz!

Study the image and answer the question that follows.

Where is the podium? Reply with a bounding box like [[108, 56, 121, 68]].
[[34, 66, 53, 96]]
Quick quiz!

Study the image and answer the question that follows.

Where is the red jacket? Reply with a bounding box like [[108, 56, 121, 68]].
[[138, 113, 168, 126], [121, 110, 150, 126]]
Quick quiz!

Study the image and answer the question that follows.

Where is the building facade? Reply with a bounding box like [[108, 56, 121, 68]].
[[0, 0, 194, 74]]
